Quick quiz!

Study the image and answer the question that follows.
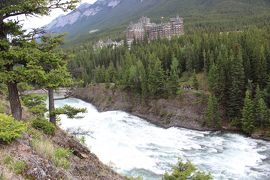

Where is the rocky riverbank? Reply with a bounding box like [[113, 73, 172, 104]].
[[73, 84, 213, 131], [73, 85, 270, 141]]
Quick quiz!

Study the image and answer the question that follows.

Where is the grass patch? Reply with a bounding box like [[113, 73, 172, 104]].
[[125, 176, 143, 180], [31, 138, 72, 169], [0, 173, 5, 180], [3, 155, 27, 175]]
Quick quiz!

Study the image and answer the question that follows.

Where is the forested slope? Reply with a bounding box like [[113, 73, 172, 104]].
[[62, 0, 270, 44], [69, 26, 270, 137]]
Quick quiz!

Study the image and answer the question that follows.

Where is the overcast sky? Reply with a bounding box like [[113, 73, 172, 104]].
[[22, 0, 97, 30]]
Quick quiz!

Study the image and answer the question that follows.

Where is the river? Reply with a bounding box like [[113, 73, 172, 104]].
[[56, 97, 270, 180]]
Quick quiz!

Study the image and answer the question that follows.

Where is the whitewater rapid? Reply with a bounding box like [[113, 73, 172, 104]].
[[56, 98, 270, 180]]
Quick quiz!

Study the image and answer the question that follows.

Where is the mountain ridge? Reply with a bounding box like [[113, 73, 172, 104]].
[[44, 0, 270, 44]]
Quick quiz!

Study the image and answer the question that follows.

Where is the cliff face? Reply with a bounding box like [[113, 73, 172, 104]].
[[73, 85, 213, 131]]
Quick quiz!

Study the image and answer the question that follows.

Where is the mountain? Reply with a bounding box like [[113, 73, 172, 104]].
[[45, 0, 270, 43]]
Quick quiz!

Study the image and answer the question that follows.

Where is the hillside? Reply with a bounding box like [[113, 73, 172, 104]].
[[0, 95, 124, 180], [45, 0, 270, 44]]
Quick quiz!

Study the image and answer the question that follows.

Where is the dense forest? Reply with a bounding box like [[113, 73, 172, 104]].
[[69, 26, 270, 134]]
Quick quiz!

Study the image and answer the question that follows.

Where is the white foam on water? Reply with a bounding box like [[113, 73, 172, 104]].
[[56, 98, 270, 180]]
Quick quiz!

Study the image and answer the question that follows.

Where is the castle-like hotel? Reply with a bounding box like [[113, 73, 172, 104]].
[[126, 16, 184, 41]]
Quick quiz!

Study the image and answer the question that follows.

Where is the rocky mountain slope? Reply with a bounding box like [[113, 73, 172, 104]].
[[45, 0, 270, 43]]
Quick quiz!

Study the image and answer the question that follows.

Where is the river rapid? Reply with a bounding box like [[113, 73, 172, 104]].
[[56, 97, 270, 180]]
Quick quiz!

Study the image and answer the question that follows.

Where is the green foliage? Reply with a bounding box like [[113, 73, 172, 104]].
[[0, 0, 79, 120], [206, 95, 221, 128], [192, 71, 199, 90], [0, 114, 26, 143], [53, 148, 73, 169], [228, 49, 245, 119], [22, 94, 47, 117], [163, 159, 212, 180], [125, 176, 143, 180], [242, 90, 255, 135], [0, 103, 5, 114], [69, 26, 270, 134], [13, 160, 27, 175], [208, 63, 225, 103], [0, 83, 7, 95], [31, 138, 72, 169], [0, 173, 5, 180], [53, 105, 87, 118], [79, 136, 86, 145], [32, 118, 56, 135], [3, 155, 27, 175]]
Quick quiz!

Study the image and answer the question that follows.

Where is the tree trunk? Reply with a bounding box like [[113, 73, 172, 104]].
[[48, 88, 56, 124], [7, 82, 22, 120]]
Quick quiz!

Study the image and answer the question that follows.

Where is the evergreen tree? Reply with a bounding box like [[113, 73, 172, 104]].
[[206, 94, 221, 128], [242, 90, 255, 134], [147, 55, 165, 96], [228, 49, 245, 119], [0, 0, 78, 119], [208, 63, 225, 102], [136, 60, 147, 96], [254, 86, 269, 127], [35, 35, 74, 124], [168, 56, 180, 95], [264, 77, 270, 107], [192, 70, 199, 90]]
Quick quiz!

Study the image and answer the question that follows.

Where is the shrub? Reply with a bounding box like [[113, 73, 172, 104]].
[[163, 159, 212, 180], [32, 118, 56, 135], [53, 148, 72, 169], [0, 114, 26, 143], [13, 160, 27, 174]]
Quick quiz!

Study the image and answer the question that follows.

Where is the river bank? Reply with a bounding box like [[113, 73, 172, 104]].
[[72, 84, 270, 141]]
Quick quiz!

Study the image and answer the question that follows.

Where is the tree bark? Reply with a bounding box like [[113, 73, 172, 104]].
[[48, 88, 56, 124], [7, 82, 22, 120]]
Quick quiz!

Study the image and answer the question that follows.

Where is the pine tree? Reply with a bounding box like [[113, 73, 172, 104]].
[[264, 77, 270, 107], [242, 90, 255, 135], [0, 0, 78, 119], [254, 86, 268, 127], [206, 94, 221, 128], [168, 56, 179, 95], [36, 35, 74, 124], [208, 63, 225, 103], [136, 60, 147, 96], [228, 49, 245, 119], [147, 55, 165, 96]]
